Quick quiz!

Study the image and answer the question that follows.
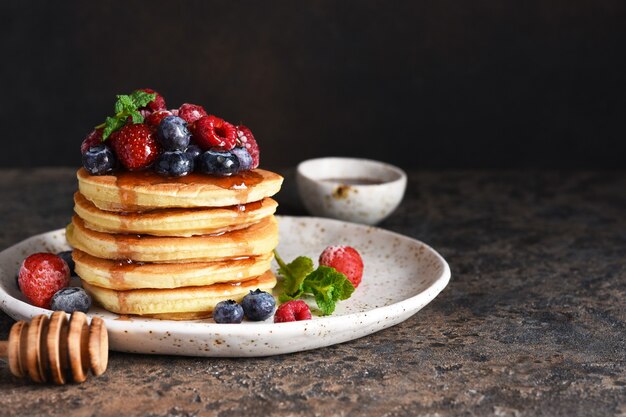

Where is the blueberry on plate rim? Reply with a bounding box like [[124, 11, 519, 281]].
[[241, 289, 276, 321], [213, 300, 245, 324], [50, 287, 92, 313]]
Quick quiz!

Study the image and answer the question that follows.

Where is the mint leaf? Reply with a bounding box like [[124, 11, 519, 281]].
[[274, 251, 356, 316], [114, 95, 135, 114], [102, 116, 125, 140], [98, 91, 155, 140], [274, 251, 313, 300], [130, 90, 156, 108], [129, 110, 144, 124], [302, 266, 355, 315]]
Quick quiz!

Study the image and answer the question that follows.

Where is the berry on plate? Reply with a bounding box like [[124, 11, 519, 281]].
[[157, 116, 191, 151], [241, 289, 276, 321], [56, 250, 75, 276], [80, 128, 103, 154], [115, 123, 161, 170], [154, 150, 194, 177], [178, 103, 208, 124], [197, 150, 240, 176], [274, 300, 312, 323], [213, 300, 244, 324], [146, 110, 173, 128], [50, 287, 92, 313], [192, 115, 237, 151], [136, 88, 166, 112], [319, 246, 364, 288], [235, 125, 260, 169], [82, 145, 116, 175], [18, 253, 71, 308]]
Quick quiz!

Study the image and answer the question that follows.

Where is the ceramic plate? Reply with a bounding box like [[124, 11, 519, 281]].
[[0, 216, 450, 357]]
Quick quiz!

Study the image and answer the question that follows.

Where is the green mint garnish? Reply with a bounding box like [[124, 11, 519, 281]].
[[274, 250, 355, 316], [96, 90, 156, 140]]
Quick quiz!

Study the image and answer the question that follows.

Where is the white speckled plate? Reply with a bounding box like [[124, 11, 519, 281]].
[[0, 216, 450, 357]]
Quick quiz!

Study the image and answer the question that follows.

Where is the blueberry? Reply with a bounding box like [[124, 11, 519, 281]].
[[185, 144, 202, 161], [157, 116, 191, 151], [56, 250, 75, 275], [82, 145, 116, 175], [50, 287, 92, 313], [197, 150, 240, 176], [231, 147, 253, 171], [213, 300, 244, 324], [241, 289, 276, 321], [154, 150, 194, 177]]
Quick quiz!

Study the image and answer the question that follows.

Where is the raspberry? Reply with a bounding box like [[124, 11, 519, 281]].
[[19, 253, 71, 308], [80, 128, 103, 154], [178, 103, 208, 124], [236, 125, 260, 169], [115, 123, 161, 170], [145, 110, 173, 128], [274, 300, 312, 323], [319, 246, 364, 288], [192, 115, 237, 151], [136, 88, 166, 111]]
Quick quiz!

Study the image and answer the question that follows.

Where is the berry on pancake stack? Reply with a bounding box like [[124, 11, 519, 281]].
[[68, 89, 283, 320]]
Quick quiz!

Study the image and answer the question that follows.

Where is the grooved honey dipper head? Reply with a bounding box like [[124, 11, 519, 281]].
[[3, 311, 108, 384]]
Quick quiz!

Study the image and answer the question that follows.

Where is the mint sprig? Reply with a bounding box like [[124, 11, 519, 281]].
[[96, 90, 156, 140], [274, 251, 355, 315]]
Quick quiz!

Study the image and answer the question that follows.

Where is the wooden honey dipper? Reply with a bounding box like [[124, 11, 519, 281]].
[[0, 311, 108, 384]]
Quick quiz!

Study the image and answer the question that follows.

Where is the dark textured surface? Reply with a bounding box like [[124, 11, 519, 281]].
[[2, 1, 626, 169], [1, 168, 625, 417]]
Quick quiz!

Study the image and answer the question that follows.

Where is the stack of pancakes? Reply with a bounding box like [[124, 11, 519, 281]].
[[66, 168, 283, 320]]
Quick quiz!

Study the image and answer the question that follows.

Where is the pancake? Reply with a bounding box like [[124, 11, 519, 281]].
[[82, 270, 277, 319], [73, 249, 274, 290], [67, 215, 278, 262], [77, 168, 283, 212], [74, 192, 278, 237]]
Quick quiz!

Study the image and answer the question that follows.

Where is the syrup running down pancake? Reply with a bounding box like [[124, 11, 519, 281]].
[[74, 192, 278, 237], [82, 270, 277, 319], [74, 249, 274, 290], [67, 215, 279, 263], [77, 168, 283, 212]]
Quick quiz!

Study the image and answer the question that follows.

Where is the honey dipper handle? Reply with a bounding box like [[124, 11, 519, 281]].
[[0, 340, 7, 358]]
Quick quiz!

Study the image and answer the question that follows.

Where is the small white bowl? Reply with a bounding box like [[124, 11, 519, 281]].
[[296, 157, 407, 225]]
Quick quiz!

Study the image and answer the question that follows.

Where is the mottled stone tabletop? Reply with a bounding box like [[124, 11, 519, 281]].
[[0, 168, 625, 417]]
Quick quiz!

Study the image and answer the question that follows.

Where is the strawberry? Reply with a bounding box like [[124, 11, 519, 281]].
[[145, 110, 173, 128], [236, 125, 260, 169], [274, 300, 312, 323], [192, 115, 237, 151], [178, 103, 208, 124], [81, 128, 104, 154], [319, 246, 364, 288], [19, 253, 70, 308], [136, 88, 166, 111], [115, 123, 161, 170]]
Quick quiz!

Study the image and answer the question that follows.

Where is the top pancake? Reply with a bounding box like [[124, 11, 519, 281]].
[[77, 168, 283, 212]]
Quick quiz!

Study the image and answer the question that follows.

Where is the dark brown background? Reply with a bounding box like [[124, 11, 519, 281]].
[[1, 0, 625, 169]]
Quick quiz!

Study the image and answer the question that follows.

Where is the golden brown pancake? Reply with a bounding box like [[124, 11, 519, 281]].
[[82, 270, 277, 319], [66, 215, 279, 262], [74, 192, 278, 237], [77, 168, 283, 212], [73, 249, 274, 290]]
